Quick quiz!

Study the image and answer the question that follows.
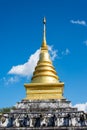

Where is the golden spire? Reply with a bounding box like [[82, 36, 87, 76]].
[[31, 17, 59, 83], [41, 17, 48, 50], [24, 17, 64, 100]]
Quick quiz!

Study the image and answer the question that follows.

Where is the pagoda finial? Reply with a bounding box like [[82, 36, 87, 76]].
[[41, 17, 48, 49], [43, 16, 46, 24], [43, 17, 46, 41]]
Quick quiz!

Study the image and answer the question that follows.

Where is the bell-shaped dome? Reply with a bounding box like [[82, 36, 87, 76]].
[[24, 17, 64, 100], [31, 17, 59, 83]]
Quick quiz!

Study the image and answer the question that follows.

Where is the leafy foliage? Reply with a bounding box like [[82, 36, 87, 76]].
[[0, 106, 16, 114]]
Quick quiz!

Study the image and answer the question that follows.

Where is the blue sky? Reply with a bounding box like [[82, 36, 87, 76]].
[[0, 0, 87, 110]]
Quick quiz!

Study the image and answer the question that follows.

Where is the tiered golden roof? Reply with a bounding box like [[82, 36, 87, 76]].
[[24, 17, 64, 100], [31, 17, 59, 83]]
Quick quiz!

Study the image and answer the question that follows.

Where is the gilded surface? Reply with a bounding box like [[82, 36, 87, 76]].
[[24, 18, 64, 100]]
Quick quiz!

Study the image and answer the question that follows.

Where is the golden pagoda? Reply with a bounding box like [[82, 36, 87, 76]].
[[24, 17, 64, 100]]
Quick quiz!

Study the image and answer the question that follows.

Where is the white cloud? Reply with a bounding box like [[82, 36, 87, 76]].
[[8, 49, 40, 77], [8, 45, 57, 78], [62, 48, 70, 56], [74, 103, 87, 112], [83, 40, 87, 46], [2, 76, 19, 85], [48, 45, 58, 60], [70, 20, 87, 26]]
